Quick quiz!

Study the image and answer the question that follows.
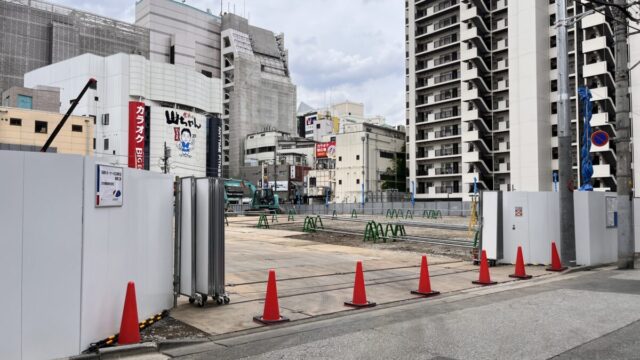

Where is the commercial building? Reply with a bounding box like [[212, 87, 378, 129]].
[[241, 130, 315, 202], [405, 0, 621, 200], [134, 0, 296, 178], [2, 85, 61, 112], [0, 0, 149, 93], [298, 101, 386, 142], [307, 122, 405, 203], [0, 106, 93, 154], [25, 53, 222, 177]]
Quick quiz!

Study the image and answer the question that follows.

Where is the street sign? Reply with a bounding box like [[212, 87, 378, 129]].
[[591, 130, 609, 147]]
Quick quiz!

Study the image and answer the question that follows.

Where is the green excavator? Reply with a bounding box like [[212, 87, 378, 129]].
[[223, 179, 280, 213]]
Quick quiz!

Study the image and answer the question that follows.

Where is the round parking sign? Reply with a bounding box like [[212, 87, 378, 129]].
[[591, 130, 609, 147]]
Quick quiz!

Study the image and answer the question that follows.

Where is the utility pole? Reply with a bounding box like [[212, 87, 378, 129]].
[[556, 0, 576, 265], [613, 0, 634, 269], [162, 141, 171, 174]]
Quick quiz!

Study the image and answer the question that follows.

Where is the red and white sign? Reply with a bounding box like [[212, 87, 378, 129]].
[[128, 101, 146, 169], [315, 141, 336, 158]]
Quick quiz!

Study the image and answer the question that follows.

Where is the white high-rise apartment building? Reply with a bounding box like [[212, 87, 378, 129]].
[[406, 0, 620, 201]]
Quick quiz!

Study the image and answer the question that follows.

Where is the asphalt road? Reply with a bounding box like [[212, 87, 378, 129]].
[[166, 268, 640, 360]]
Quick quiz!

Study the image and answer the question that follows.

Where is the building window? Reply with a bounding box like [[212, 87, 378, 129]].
[[104, 138, 109, 151], [93, 138, 96, 150], [72, 125, 83, 132], [316, 123, 321, 129], [338, 179, 342, 185], [310, 177, 316, 186], [170, 45, 175, 64], [201, 70, 213, 78], [35, 121, 48, 134], [223, 37, 231, 48], [17, 95, 33, 109], [338, 156, 342, 161], [101, 113, 109, 125], [9, 118, 22, 126], [380, 151, 395, 159], [356, 155, 360, 160], [356, 179, 360, 184]]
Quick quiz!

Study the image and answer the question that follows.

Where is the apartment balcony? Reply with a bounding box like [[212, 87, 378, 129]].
[[593, 164, 612, 178], [583, 61, 608, 77], [495, 120, 509, 132], [493, 79, 509, 91], [494, 0, 508, 12], [591, 112, 617, 136], [494, 59, 508, 72], [494, 99, 509, 112], [496, 162, 510, 173], [582, 36, 607, 53], [462, 151, 492, 173], [592, 142, 618, 164], [461, 5, 489, 33], [493, 18, 508, 32], [593, 164, 618, 188], [493, 39, 508, 52], [581, 12, 606, 29], [416, 0, 459, 21]]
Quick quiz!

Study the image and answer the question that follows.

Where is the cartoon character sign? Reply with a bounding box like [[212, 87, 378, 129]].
[[166, 110, 201, 157], [178, 128, 195, 157]]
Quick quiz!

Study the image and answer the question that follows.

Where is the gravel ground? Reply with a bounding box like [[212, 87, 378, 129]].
[[271, 215, 476, 260], [141, 316, 209, 343]]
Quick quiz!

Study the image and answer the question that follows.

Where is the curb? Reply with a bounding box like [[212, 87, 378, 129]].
[[98, 342, 158, 359], [157, 338, 209, 351], [564, 263, 616, 274]]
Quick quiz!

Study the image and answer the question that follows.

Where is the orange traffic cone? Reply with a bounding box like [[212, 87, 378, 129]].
[[253, 269, 289, 324], [345, 261, 376, 308], [472, 250, 497, 286], [411, 255, 440, 297], [118, 281, 141, 345], [509, 246, 532, 280], [547, 241, 567, 272]]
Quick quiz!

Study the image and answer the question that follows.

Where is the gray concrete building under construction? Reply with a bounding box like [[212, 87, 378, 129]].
[[0, 0, 150, 93]]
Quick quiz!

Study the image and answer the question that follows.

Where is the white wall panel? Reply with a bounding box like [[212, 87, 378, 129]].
[[0, 151, 24, 360], [21, 152, 84, 360], [80, 159, 173, 349], [195, 178, 211, 294]]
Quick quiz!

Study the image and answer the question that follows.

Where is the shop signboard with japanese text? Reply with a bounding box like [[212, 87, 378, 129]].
[[128, 101, 146, 169], [315, 141, 336, 158]]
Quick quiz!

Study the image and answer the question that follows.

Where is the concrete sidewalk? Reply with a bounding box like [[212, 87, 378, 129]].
[[170, 219, 557, 337]]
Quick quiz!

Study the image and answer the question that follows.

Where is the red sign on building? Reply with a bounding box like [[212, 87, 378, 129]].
[[315, 141, 336, 158], [128, 101, 146, 169]]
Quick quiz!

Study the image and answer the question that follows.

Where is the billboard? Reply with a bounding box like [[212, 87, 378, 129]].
[[128, 101, 146, 169], [161, 107, 207, 176], [315, 141, 336, 158]]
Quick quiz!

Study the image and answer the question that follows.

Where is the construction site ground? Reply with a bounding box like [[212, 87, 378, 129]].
[[144, 215, 559, 344]]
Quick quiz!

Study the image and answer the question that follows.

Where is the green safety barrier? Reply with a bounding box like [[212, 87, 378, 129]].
[[351, 209, 358, 218], [383, 223, 407, 242], [397, 209, 404, 219], [385, 209, 393, 218], [405, 210, 413, 219], [315, 215, 324, 229], [364, 221, 380, 242], [288, 209, 295, 221], [257, 214, 269, 229], [271, 212, 278, 223], [422, 209, 443, 219], [303, 216, 318, 233]]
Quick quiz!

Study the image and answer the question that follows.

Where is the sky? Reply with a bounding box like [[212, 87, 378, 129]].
[[51, 0, 406, 125]]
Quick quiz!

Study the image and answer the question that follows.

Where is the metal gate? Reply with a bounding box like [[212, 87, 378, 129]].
[[174, 177, 229, 307]]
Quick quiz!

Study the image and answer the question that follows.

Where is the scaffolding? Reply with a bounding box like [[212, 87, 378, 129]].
[[0, 0, 150, 92]]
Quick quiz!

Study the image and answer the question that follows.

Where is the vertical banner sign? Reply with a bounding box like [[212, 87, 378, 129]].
[[128, 101, 146, 169], [206, 115, 222, 178]]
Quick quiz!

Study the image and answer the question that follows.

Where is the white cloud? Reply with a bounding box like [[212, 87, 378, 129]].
[[51, 0, 405, 124]]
